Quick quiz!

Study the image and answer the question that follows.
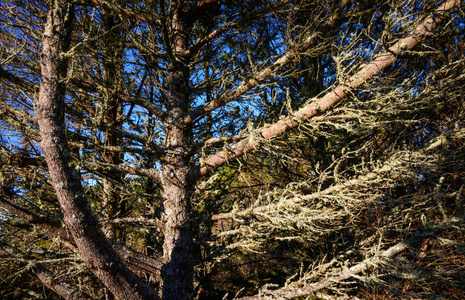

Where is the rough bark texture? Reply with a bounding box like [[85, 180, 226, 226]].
[[3, 0, 458, 299], [160, 2, 193, 299], [35, 2, 157, 299]]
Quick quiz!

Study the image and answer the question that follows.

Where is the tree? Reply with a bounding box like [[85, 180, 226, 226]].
[[1, 0, 464, 299]]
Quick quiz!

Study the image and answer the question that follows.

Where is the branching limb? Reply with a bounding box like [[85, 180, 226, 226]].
[[0, 194, 73, 243], [186, 0, 291, 58], [74, 0, 161, 25], [107, 217, 164, 229], [0, 67, 36, 92], [1, 247, 91, 300], [197, 161, 399, 224], [75, 79, 167, 121], [187, 0, 460, 183], [32, 264, 93, 300], [184, 0, 349, 125]]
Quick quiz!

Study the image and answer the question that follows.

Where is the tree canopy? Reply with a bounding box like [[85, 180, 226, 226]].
[[1, 0, 465, 299]]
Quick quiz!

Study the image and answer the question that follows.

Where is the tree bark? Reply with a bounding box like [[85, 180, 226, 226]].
[[35, 2, 157, 299], [160, 2, 193, 299]]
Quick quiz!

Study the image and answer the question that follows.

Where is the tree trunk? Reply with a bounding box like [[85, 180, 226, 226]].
[[36, 2, 157, 299], [160, 3, 193, 299], [101, 13, 125, 244]]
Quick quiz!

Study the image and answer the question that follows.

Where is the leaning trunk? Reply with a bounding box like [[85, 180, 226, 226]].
[[36, 2, 157, 299]]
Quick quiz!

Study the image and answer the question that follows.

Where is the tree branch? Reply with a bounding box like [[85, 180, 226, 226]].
[[184, 0, 348, 125], [196, 162, 397, 224], [0, 247, 91, 300], [32, 264, 93, 300], [0, 67, 36, 92], [74, 79, 167, 122], [186, 0, 291, 58], [0, 194, 73, 242], [0, 194, 162, 281], [74, 0, 161, 25], [237, 218, 463, 299], [78, 161, 161, 182], [187, 0, 460, 183]]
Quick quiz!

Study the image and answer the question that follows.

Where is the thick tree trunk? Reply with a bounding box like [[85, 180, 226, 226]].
[[36, 2, 157, 299], [161, 135, 192, 300], [160, 3, 193, 299]]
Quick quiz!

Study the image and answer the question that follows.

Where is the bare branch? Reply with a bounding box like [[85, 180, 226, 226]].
[[74, 0, 161, 25], [0, 194, 73, 242], [186, 0, 291, 58], [79, 161, 161, 182], [1, 247, 91, 300], [0, 67, 36, 92], [75, 79, 167, 121], [32, 265, 92, 300]]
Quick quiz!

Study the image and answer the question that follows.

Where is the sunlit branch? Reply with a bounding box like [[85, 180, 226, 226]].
[[184, 0, 350, 125], [192, 133, 246, 154], [187, 0, 459, 183], [107, 217, 164, 229], [194, 158, 401, 224], [70, 141, 161, 157]]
